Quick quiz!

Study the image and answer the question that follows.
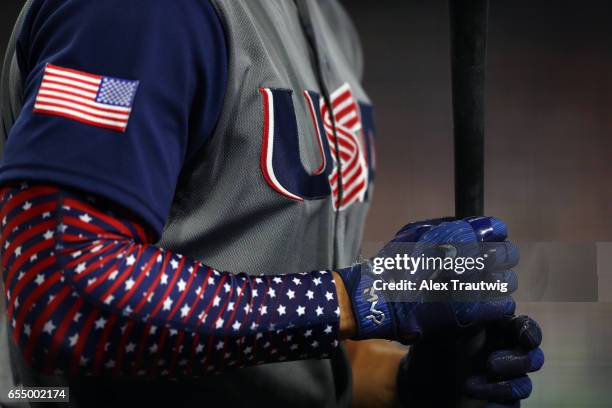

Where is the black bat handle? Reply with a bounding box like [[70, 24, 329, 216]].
[[450, 1, 489, 407], [452, 0, 486, 219]]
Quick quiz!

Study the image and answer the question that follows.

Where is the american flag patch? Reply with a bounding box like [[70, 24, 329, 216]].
[[33, 64, 139, 132]]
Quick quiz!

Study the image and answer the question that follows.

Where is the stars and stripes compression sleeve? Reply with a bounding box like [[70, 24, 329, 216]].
[[1, 183, 340, 378]]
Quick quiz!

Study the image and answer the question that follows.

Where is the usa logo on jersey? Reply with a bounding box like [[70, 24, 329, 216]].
[[260, 83, 375, 210]]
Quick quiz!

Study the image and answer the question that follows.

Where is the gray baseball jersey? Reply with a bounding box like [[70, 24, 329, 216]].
[[0, 1, 377, 407]]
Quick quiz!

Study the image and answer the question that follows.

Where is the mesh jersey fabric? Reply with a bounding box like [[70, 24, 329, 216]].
[[0, 0, 377, 407]]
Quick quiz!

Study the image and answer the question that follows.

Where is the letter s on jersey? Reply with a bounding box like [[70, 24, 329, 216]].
[[260, 84, 376, 210]]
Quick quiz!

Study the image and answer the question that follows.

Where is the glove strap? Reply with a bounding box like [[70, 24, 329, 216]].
[[337, 262, 395, 339]]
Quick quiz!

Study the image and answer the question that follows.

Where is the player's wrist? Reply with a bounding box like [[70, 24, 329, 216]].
[[333, 271, 357, 340]]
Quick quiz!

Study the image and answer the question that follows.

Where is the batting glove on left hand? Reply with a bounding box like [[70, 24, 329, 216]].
[[396, 314, 544, 408]]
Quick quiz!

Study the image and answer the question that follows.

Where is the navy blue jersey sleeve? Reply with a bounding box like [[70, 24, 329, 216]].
[[0, 0, 228, 236]]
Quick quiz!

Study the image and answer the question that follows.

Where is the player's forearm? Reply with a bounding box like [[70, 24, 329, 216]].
[[347, 339, 405, 408], [1, 183, 344, 378]]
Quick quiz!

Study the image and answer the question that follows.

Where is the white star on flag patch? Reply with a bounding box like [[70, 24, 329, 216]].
[[33, 63, 139, 132]]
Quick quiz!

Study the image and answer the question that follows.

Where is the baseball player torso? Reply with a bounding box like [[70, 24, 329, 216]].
[[0, 1, 377, 407], [159, 0, 376, 273]]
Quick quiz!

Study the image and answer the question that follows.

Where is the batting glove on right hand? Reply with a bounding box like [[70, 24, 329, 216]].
[[337, 216, 518, 343]]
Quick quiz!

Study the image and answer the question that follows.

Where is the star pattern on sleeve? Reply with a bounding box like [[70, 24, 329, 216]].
[[0, 184, 340, 379]]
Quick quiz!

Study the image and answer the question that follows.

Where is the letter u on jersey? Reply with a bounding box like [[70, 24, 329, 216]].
[[259, 84, 376, 210]]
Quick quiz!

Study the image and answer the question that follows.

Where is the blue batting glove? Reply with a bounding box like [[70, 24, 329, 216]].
[[337, 216, 518, 342], [465, 315, 545, 407], [396, 315, 544, 408]]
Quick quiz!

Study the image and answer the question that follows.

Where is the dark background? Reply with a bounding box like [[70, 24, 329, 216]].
[[2, 0, 612, 406], [346, 1, 612, 406]]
